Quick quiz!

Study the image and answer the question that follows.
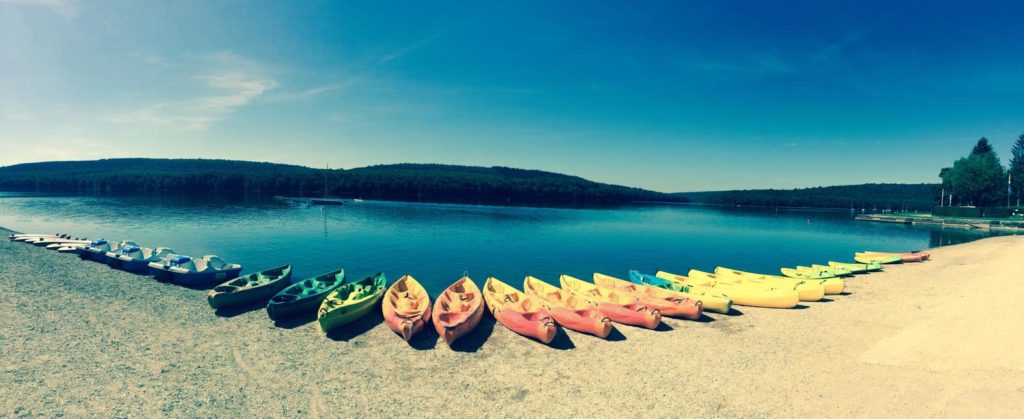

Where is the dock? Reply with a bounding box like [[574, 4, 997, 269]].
[[856, 213, 1024, 231]]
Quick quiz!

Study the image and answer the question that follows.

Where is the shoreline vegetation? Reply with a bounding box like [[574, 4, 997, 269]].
[[3, 225, 1023, 416], [0, 159, 684, 206]]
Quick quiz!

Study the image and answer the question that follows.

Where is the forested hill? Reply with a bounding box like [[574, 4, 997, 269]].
[[677, 183, 939, 211], [0, 159, 683, 205]]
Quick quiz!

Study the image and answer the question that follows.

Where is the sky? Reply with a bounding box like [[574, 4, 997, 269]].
[[1, 0, 1023, 192]]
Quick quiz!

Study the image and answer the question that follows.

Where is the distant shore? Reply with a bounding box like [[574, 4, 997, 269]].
[[2, 226, 1023, 417]]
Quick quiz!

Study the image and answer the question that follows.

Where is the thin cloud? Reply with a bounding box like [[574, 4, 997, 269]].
[[108, 52, 278, 130], [267, 80, 359, 102], [811, 11, 901, 63], [380, 32, 444, 63], [0, 0, 76, 19]]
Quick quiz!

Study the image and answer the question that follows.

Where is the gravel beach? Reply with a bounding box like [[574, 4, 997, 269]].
[[2, 226, 1023, 417]]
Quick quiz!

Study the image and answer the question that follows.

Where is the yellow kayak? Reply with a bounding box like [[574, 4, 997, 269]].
[[714, 267, 825, 301], [855, 253, 907, 264], [781, 267, 845, 295], [674, 270, 800, 308], [627, 270, 733, 314]]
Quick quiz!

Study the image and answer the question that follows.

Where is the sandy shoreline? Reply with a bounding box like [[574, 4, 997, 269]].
[[2, 227, 1023, 417]]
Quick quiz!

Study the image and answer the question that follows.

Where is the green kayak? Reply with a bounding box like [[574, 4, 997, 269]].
[[801, 265, 853, 277], [267, 268, 345, 321], [207, 265, 292, 309], [780, 267, 835, 279], [826, 261, 882, 273], [318, 272, 386, 333]]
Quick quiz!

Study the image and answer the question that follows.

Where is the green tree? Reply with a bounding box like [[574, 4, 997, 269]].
[[971, 137, 994, 155], [948, 138, 1006, 210], [1010, 134, 1024, 206]]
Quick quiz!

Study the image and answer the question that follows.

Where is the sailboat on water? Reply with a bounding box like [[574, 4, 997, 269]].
[[275, 163, 345, 206]]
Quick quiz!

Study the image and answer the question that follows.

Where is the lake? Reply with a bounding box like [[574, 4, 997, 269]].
[[0, 192, 1008, 294]]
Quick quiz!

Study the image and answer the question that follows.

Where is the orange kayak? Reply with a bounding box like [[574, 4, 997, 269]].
[[559, 274, 661, 329], [432, 276, 484, 347], [381, 275, 432, 342], [483, 277, 557, 344], [523, 276, 613, 338], [593, 273, 703, 320]]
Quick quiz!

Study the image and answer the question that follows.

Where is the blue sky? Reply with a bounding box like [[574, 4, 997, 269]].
[[1, 0, 1023, 192]]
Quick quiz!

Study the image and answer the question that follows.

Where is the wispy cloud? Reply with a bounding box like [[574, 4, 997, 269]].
[[811, 11, 900, 63], [266, 80, 357, 102], [108, 52, 278, 130], [380, 32, 444, 63], [0, 0, 76, 19]]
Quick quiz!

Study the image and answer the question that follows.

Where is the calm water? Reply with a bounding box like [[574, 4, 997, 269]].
[[0, 192, 1009, 294]]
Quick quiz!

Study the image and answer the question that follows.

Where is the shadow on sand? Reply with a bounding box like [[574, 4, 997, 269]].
[[406, 323, 439, 351], [273, 312, 318, 329], [653, 321, 674, 332], [692, 313, 717, 323], [214, 300, 269, 318], [450, 315, 496, 353], [838, 291, 853, 296], [547, 327, 575, 350], [326, 310, 385, 341], [604, 327, 627, 342], [792, 304, 810, 310]]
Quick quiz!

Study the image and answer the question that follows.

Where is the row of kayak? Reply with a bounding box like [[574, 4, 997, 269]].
[[9, 234, 244, 286], [9, 231, 929, 347]]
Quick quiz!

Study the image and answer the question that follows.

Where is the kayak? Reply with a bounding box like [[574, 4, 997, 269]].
[[714, 267, 825, 301], [781, 267, 845, 295], [318, 272, 386, 333], [559, 274, 661, 329], [266, 268, 346, 320], [592, 273, 703, 320], [30, 237, 89, 247], [860, 251, 928, 262], [626, 270, 732, 314], [148, 255, 243, 287], [208, 265, 293, 309], [827, 261, 882, 273], [8, 233, 69, 241], [523, 276, 612, 338], [780, 267, 835, 279], [854, 254, 903, 264], [483, 277, 557, 344], [381, 275, 432, 342], [666, 270, 800, 309], [806, 265, 853, 277], [432, 276, 485, 347]]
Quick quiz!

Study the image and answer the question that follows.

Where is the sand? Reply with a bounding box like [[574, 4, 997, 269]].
[[2, 227, 1023, 417]]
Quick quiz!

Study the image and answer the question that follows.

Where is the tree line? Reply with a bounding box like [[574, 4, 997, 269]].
[[938, 135, 1024, 210], [679, 183, 938, 211], [0, 159, 684, 206]]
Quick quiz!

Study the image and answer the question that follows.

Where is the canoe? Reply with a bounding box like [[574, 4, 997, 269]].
[[483, 277, 557, 344], [854, 254, 903, 264], [432, 277, 485, 347], [714, 267, 825, 301], [523, 276, 612, 338], [664, 270, 800, 309], [860, 251, 928, 262], [828, 261, 882, 273], [318, 272, 387, 333], [114, 246, 177, 273], [381, 275, 432, 342], [626, 270, 732, 314], [208, 265, 293, 309], [33, 238, 89, 247], [148, 255, 243, 287], [266, 268, 346, 320], [592, 273, 703, 320], [559, 274, 661, 329], [781, 267, 845, 295]]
